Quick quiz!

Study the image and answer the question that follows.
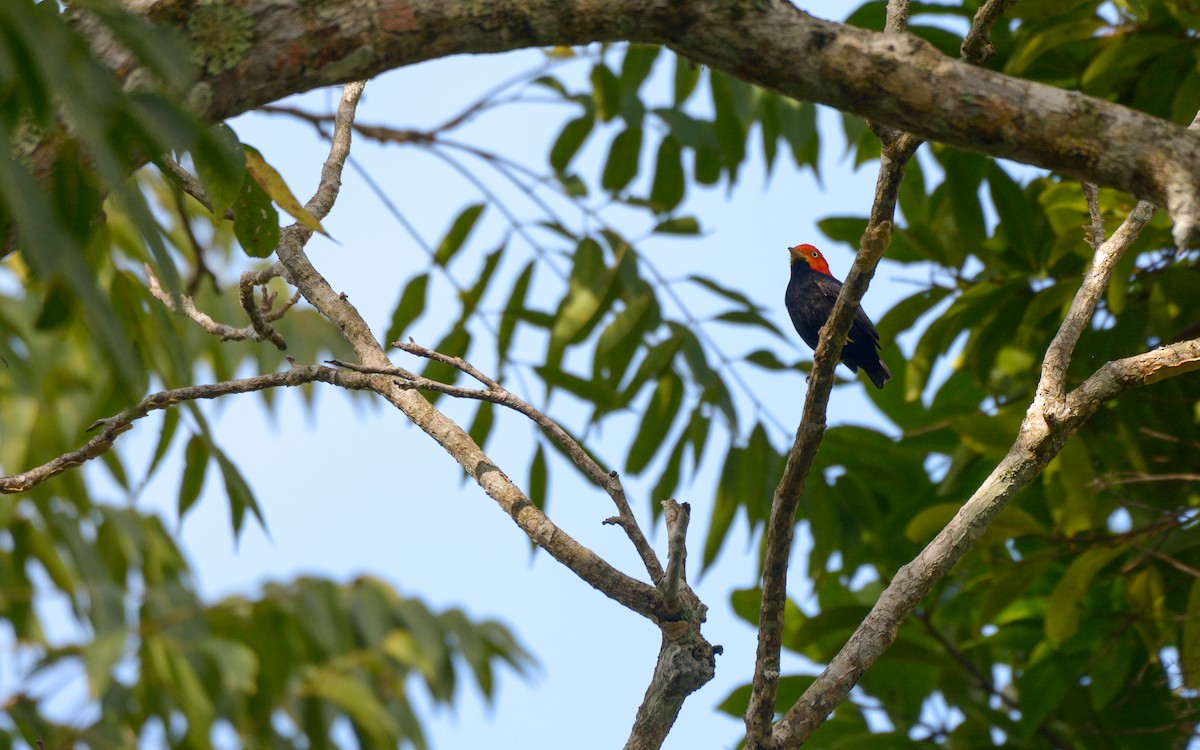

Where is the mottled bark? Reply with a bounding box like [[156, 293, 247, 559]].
[[97, 0, 1199, 242]]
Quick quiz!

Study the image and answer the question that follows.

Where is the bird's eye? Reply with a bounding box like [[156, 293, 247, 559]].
[[810, 251, 818, 258]]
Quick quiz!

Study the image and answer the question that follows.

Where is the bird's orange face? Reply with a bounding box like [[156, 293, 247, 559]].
[[788, 244, 833, 277]]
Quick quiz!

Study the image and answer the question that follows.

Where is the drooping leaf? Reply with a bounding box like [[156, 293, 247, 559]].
[[244, 145, 328, 236], [434, 203, 486, 266]]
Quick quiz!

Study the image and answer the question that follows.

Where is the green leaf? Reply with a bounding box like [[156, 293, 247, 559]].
[[385, 273, 429, 345], [83, 630, 127, 698], [649, 135, 685, 212], [497, 260, 536, 369], [717, 674, 817, 717], [818, 216, 869, 247], [232, 175, 280, 258], [710, 71, 747, 181], [650, 432, 687, 511], [434, 203, 485, 266], [739, 424, 782, 525], [549, 113, 595, 173], [468, 401, 495, 450], [690, 275, 761, 309], [535, 365, 617, 409], [601, 126, 643, 192], [244, 146, 328, 236], [528, 443, 547, 512], [590, 62, 621, 121], [460, 244, 503, 320], [549, 238, 615, 356], [652, 216, 700, 235], [178, 434, 209, 521], [625, 372, 683, 475], [714, 309, 788, 340], [147, 408, 182, 480], [1045, 546, 1124, 644], [307, 669, 400, 745], [672, 55, 700, 105], [744, 349, 804, 371], [703, 444, 742, 571], [620, 44, 660, 92], [780, 97, 819, 171], [191, 123, 246, 215], [214, 448, 266, 540]]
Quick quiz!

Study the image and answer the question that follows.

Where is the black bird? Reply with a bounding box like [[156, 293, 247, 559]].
[[785, 243, 892, 389]]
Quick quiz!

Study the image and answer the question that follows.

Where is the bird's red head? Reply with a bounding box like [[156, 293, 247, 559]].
[[789, 244, 833, 277]]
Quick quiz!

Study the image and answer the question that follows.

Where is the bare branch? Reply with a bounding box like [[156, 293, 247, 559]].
[[626, 500, 711, 750], [1036, 200, 1156, 406], [340, 344, 667, 584], [238, 273, 290, 350], [660, 500, 690, 614], [159, 155, 230, 219], [147, 264, 273, 344], [263, 83, 671, 622], [0, 365, 374, 494], [1082, 182, 1107, 249], [961, 0, 1017, 65]]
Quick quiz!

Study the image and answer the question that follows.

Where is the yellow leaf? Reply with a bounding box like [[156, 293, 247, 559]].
[[243, 146, 330, 237]]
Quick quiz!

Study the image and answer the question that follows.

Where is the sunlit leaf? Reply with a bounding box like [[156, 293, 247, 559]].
[[244, 146, 328, 236]]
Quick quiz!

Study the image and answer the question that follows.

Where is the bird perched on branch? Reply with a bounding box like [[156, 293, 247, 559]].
[[785, 244, 892, 389]]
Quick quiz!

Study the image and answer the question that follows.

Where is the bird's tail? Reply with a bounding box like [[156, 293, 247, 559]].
[[865, 360, 892, 390]]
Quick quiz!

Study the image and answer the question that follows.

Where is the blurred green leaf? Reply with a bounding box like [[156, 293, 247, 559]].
[[434, 203, 485, 266]]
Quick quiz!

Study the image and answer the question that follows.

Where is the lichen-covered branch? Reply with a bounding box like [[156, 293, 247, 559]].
[[95, 0, 1200, 243]]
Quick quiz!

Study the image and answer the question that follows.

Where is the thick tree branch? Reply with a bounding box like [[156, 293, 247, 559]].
[[101, 0, 1200, 245], [0, 365, 372, 494]]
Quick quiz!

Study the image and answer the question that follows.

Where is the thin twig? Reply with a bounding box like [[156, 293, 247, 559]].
[[238, 273, 289, 350], [0, 365, 375, 494], [159, 155, 230, 218], [961, 0, 1018, 65], [146, 264, 272, 344], [1081, 182, 1107, 249]]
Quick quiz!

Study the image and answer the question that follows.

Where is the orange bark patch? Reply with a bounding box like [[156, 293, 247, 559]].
[[379, 1, 417, 33]]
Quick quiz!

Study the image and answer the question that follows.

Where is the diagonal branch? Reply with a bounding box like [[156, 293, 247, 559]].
[[269, 83, 670, 621], [0, 365, 375, 494], [334, 343, 666, 584]]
